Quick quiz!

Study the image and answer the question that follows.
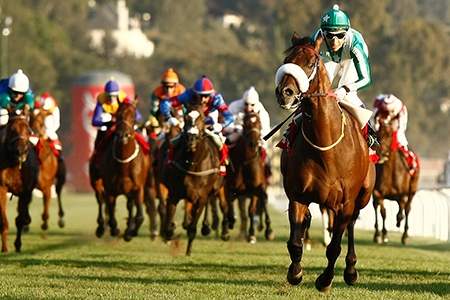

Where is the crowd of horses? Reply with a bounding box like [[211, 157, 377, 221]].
[[0, 33, 420, 293]]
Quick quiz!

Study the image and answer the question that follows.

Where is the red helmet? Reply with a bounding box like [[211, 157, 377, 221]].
[[193, 75, 215, 95]]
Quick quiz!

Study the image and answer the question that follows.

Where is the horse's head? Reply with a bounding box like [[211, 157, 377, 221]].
[[5, 108, 31, 165], [275, 32, 331, 110], [376, 120, 395, 164], [115, 98, 136, 144], [30, 107, 48, 137], [183, 103, 205, 151], [243, 112, 261, 152]]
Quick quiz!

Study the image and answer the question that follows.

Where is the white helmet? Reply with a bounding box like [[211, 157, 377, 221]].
[[8, 69, 30, 93], [243, 86, 259, 105]]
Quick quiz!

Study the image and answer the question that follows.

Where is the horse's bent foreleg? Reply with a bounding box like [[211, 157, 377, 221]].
[[286, 201, 310, 285]]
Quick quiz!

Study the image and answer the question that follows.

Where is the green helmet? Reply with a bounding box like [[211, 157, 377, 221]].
[[321, 4, 350, 31]]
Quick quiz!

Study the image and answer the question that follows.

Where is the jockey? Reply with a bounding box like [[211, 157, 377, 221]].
[[0, 69, 35, 126], [91, 77, 142, 149], [35, 92, 62, 155], [149, 68, 186, 127], [227, 86, 272, 183], [311, 4, 380, 150], [160, 75, 235, 175]]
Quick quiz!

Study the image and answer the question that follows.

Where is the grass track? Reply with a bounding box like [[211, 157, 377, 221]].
[[1, 192, 449, 299]]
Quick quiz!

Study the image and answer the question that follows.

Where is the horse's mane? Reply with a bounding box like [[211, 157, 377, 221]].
[[284, 36, 314, 54]]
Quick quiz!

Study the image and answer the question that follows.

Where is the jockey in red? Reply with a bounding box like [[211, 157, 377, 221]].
[[35, 92, 62, 156], [372, 93, 418, 170]]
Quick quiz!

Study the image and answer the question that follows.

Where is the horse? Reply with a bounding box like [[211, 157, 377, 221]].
[[274, 33, 375, 292], [372, 118, 420, 245], [162, 102, 230, 255], [225, 111, 274, 243], [0, 107, 39, 252], [89, 98, 150, 242], [30, 106, 66, 231], [144, 117, 181, 240]]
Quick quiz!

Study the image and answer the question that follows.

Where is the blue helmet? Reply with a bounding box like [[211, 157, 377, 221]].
[[193, 75, 215, 95], [105, 77, 119, 94]]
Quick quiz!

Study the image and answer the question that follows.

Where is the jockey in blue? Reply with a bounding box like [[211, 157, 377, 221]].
[[160, 75, 235, 175], [0, 69, 35, 126], [311, 4, 379, 150]]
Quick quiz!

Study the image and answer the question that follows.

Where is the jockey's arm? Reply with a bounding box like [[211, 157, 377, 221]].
[[44, 106, 60, 132], [92, 101, 112, 127]]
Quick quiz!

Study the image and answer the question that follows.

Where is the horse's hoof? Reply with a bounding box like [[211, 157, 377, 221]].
[[287, 269, 303, 285], [402, 235, 409, 245], [41, 223, 48, 231], [110, 228, 120, 237], [248, 235, 257, 244], [344, 270, 359, 286], [58, 218, 66, 228], [150, 230, 159, 241], [374, 235, 382, 244], [305, 242, 312, 251], [123, 234, 133, 242], [383, 236, 389, 243], [221, 233, 230, 241], [265, 229, 275, 241], [23, 225, 30, 233], [201, 225, 211, 236], [315, 273, 333, 292], [95, 227, 105, 238]]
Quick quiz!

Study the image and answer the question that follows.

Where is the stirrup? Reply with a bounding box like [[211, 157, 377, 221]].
[[367, 136, 380, 151]]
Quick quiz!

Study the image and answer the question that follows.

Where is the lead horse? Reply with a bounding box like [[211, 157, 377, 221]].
[[89, 98, 150, 241], [372, 118, 419, 244], [0, 107, 39, 252], [274, 33, 375, 291]]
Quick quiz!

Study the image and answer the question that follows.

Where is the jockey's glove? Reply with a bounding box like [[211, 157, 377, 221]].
[[167, 117, 180, 127], [334, 87, 347, 101], [101, 113, 112, 122], [212, 123, 223, 133]]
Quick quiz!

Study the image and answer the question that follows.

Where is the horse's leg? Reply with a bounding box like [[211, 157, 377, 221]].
[[183, 200, 193, 230], [201, 197, 212, 236], [343, 215, 360, 286], [379, 199, 388, 242], [226, 198, 236, 230], [144, 184, 159, 240], [186, 199, 207, 256], [321, 206, 331, 246], [93, 180, 106, 238], [124, 194, 136, 242], [260, 191, 274, 241], [402, 197, 412, 245], [372, 195, 383, 244], [238, 196, 247, 239], [211, 196, 220, 233], [55, 158, 66, 228], [106, 195, 120, 237], [0, 190, 9, 252], [162, 197, 178, 241], [40, 186, 52, 230], [247, 194, 259, 244], [286, 201, 310, 285], [158, 183, 168, 232], [215, 186, 230, 241], [315, 213, 348, 292], [14, 194, 33, 252]]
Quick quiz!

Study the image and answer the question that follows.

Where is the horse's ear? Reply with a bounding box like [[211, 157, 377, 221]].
[[292, 31, 300, 45], [314, 34, 323, 52], [133, 95, 139, 107]]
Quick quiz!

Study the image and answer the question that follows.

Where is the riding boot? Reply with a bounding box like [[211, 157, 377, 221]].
[[367, 122, 380, 151]]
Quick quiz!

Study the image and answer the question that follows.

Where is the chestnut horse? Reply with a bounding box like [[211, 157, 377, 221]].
[[0, 108, 39, 252], [373, 118, 419, 244], [226, 112, 274, 243], [274, 33, 375, 291], [162, 103, 230, 255], [30, 106, 66, 230], [89, 98, 150, 241]]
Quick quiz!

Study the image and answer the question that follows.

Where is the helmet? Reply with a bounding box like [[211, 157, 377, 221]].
[[105, 76, 119, 95], [381, 94, 401, 112], [243, 86, 259, 105], [193, 75, 215, 95], [8, 69, 30, 93], [321, 4, 350, 31], [37, 91, 56, 111], [161, 68, 179, 84]]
